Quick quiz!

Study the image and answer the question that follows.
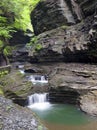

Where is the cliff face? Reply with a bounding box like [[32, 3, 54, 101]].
[[30, 0, 97, 63], [31, 0, 76, 35], [28, 0, 97, 116], [31, 0, 96, 35], [78, 0, 96, 17]]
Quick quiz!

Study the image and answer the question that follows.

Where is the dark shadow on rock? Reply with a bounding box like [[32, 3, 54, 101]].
[[4, 90, 28, 107], [24, 69, 37, 73]]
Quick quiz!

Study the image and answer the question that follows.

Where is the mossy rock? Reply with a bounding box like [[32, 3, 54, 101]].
[[0, 70, 33, 98], [0, 86, 4, 96]]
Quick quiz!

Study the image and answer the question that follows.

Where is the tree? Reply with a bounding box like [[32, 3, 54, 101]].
[[0, 0, 40, 66]]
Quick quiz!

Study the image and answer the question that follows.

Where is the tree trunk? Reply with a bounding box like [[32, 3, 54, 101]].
[[0, 53, 8, 66]]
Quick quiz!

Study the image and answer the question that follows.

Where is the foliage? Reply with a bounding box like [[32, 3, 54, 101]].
[[3, 46, 13, 56], [0, 0, 40, 59], [26, 36, 43, 53], [0, 0, 40, 32], [35, 44, 43, 51], [0, 70, 9, 78], [0, 40, 3, 50], [26, 36, 38, 49]]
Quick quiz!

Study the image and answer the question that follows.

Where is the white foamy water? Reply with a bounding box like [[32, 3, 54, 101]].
[[19, 70, 25, 74], [29, 75, 48, 84], [28, 93, 51, 110]]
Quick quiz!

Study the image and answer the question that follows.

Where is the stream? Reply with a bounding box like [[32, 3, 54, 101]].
[[18, 66, 97, 130], [27, 93, 97, 130]]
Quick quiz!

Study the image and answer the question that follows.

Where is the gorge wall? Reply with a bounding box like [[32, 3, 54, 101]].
[[30, 0, 97, 63], [31, 0, 96, 35], [29, 0, 97, 115]]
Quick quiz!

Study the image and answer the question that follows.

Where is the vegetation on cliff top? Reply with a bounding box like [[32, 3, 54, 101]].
[[0, 0, 40, 59]]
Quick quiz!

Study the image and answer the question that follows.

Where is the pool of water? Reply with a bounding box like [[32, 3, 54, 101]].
[[29, 103, 97, 130]]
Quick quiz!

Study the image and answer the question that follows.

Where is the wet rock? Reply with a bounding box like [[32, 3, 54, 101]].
[[48, 63, 97, 115], [49, 87, 80, 104], [80, 91, 97, 116], [24, 68, 37, 73]]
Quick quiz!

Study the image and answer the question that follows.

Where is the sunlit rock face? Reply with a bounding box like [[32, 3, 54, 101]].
[[31, 0, 76, 35]]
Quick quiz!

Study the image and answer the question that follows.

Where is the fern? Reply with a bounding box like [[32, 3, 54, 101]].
[[0, 0, 40, 59]]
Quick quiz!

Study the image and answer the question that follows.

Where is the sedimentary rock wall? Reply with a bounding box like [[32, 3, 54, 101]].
[[31, 0, 76, 35], [31, 0, 96, 35], [30, 0, 97, 63], [78, 0, 96, 17]]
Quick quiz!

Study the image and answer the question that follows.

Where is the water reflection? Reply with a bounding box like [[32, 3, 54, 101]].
[[31, 104, 92, 125]]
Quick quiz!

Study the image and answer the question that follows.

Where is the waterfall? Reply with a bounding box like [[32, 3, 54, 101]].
[[28, 93, 48, 105], [29, 75, 48, 84], [28, 93, 50, 110]]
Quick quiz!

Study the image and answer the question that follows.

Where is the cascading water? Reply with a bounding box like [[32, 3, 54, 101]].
[[28, 93, 51, 110], [28, 93, 47, 105], [28, 75, 48, 84]]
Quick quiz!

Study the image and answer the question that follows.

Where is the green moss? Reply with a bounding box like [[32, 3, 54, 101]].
[[0, 88, 4, 96], [0, 69, 34, 98], [61, 25, 68, 30], [15, 81, 32, 96], [3, 46, 13, 56]]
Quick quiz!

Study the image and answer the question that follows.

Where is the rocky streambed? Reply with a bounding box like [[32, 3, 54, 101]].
[[17, 62, 97, 116], [1, 62, 97, 127]]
